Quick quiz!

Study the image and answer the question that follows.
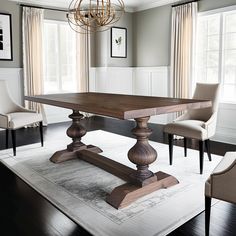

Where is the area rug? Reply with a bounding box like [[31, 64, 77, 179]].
[[0, 130, 222, 236]]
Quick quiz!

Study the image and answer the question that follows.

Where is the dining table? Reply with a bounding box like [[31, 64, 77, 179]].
[[25, 92, 211, 209]]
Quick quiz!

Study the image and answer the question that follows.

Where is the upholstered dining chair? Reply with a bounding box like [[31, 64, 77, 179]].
[[0, 80, 43, 156], [164, 83, 220, 174], [205, 151, 236, 236]]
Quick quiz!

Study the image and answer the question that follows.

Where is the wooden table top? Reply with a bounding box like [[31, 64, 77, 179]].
[[25, 93, 211, 120]]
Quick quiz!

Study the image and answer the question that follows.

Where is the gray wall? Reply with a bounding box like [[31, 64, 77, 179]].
[[133, 5, 171, 67], [94, 12, 133, 67], [0, 0, 22, 68], [133, 0, 236, 67], [44, 9, 67, 21]]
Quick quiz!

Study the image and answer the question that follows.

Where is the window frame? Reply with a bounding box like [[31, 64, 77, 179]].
[[43, 19, 77, 94], [193, 5, 236, 104]]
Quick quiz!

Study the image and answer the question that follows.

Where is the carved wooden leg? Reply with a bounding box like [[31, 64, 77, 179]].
[[106, 117, 179, 209], [128, 117, 157, 186], [50, 110, 102, 163]]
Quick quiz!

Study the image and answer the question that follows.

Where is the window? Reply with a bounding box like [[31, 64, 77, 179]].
[[43, 20, 77, 94], [194, 8, 236, 103]]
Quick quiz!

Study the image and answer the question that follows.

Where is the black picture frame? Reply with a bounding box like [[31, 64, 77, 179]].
[[0, 13, 13, 61], [111, 27, 127, 58]]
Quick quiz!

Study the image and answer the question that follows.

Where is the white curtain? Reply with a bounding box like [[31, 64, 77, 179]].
[[22, 7, 47, 124], [170, 2, 197, 99]]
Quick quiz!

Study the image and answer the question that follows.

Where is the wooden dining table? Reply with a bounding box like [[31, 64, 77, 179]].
[[25, 92, 211, 209]]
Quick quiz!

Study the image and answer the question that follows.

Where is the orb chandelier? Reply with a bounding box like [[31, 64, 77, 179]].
[[67, 0, 125, 33]]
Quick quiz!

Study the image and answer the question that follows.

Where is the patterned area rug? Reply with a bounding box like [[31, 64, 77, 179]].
[[0, 130, 222, 236]]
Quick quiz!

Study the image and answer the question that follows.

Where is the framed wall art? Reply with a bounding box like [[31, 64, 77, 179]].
[[0, 13, 13, 61], [111, 27, 127, 58]]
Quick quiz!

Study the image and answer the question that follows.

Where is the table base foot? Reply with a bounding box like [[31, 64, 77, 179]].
[[50, 145, 102, 163], [106, 171, 179, 209]]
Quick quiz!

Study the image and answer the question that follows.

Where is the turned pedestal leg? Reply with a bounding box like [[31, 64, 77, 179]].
[[106, 116, 179, 209], [128, 117, 157, 186], [50, 110, 102, 163]]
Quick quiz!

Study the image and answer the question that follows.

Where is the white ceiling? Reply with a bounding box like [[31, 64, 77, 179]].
[[9, 0, 182, 12]]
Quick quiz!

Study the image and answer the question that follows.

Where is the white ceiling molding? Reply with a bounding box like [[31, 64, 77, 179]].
[[8, 0, 183, 12], [133, 0, 182, 12]]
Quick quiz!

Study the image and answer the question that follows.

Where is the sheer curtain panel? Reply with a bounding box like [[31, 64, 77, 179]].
[[170, 2, 197, 100], [22, 7, 47, 124]]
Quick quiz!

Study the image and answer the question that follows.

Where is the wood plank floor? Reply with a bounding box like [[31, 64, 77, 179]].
[[0, 116, 235, 236]]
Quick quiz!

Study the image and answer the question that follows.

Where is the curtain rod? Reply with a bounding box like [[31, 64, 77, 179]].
[[172, 0, 199, 8], [19, 4, 67, 12]]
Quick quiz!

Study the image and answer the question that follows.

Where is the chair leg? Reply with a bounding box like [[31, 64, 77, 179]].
[[205, 139, 212, 161], [39, 121, 44, 147], [11, 130, 16, 156], [184, 137, 187, 157], [6, 129, 9, 149], [168, 134, 174, 165], [205, 196, 212, 236], [199, 140, 204, 174]]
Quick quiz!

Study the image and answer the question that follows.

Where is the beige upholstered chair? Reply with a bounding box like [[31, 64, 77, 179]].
[[164, 83, 220, 174], [205, 152, 236, 236], [0, 80, 43, 156]]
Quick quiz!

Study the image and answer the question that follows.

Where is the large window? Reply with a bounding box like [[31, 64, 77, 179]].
[[194, 8, 236, 103], [43, 20, 77, 94]]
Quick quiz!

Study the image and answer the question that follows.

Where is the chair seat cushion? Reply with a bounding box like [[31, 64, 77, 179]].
[[164, 120, 207, 140], [7, 112, 42, 129]]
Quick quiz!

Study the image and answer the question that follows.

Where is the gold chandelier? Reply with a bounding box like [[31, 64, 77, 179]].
[[67, 0, 125, 33]]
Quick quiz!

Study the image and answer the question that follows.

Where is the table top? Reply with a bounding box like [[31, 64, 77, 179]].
[[25, 92, 211, 120]]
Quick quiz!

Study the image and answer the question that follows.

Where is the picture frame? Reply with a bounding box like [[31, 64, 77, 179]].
[[111, 27, 127, 58], [0, 13, 13, 61]]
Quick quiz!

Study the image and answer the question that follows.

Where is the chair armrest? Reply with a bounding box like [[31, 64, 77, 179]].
[[203, 112, 217, 138], [210, 152, 236, 204], [0, 114, 10, 128]]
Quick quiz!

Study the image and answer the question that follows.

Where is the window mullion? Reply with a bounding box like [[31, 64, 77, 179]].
[[57, 23, 62, 92], [218, 13, 224, 86]]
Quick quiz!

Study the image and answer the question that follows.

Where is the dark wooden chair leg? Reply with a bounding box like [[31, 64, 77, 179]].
[[6, 129, 9, 149], [205, 196, 212, 236], [11, 130, 16, 156], [199, 140, 204, 174], [39, 121, 44, 147], [205, 139, 212, 161], [184, 137, 187, 157], [168, 134, 174, 165]]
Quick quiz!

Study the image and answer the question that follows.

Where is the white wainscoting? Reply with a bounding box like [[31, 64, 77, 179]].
[[214, 103, 236, 144], [89, 66, 170, 124], [0, 68, 23, 105]]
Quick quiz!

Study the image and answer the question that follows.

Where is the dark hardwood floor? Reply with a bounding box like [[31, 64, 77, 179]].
[[0, 116, 235, 236]]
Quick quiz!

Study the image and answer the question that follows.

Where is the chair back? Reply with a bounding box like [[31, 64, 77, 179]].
[[187, 83, 220, 121], [0, 80, 19, 114]]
